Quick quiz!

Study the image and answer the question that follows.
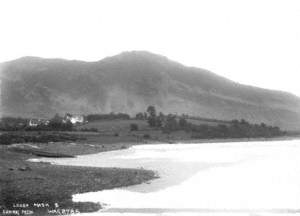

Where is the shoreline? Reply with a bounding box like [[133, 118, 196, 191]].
[[0, 143, 157, 215], [1, 134, 300, 215], [144, 135, 300, 146]]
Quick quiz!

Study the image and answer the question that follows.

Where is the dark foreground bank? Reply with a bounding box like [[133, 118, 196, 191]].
[[0, 146, 156, 216]]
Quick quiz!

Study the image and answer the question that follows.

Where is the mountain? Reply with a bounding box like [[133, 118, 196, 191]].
[[1, 51, 300, 130]]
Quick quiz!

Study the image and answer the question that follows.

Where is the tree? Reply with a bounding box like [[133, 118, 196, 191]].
[[49, 113, 72, 131], [143, 112, 148, 119], [163, 114, 179, 133], [135, 112, 144, 120], [156, 112, 165, 128], [147, 106, 156, 117], [51, 113, 63, 123], [130, 123, 139, 131], [179, 117, 188, 128], [146, 105, 157, 127]]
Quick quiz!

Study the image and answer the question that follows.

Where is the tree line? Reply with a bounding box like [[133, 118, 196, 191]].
[[138, 105, 286, 138]]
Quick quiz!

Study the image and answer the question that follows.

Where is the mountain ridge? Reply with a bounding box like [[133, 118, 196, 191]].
[[5, 52, 298, 98], [1, 51, 300, 130]]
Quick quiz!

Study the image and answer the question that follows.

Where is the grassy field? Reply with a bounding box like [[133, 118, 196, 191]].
[[76, 119, 149, 132], [75, 119, 191, 143], [76, 118, 230, 132]]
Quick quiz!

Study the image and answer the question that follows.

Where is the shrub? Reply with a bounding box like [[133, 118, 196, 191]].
[[130, 123, 139, 131], [143, 134, 151, 139]]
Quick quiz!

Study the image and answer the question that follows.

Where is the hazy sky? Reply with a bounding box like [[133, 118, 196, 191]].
[[1, 0, 300, 96]]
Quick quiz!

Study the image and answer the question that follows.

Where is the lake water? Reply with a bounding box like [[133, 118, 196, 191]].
[[35, 140, 300, 216]]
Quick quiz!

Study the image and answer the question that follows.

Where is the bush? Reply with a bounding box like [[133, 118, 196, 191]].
[[130, 123, 139, 131], [162, 114, 179, 133], [143, 134, 151, 139]]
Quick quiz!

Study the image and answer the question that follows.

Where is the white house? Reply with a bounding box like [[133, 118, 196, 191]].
[[63, 114, 85, 125], [28, 118, 50, 127], [28, 119, 39, 127], [70, 115, 85, 124]]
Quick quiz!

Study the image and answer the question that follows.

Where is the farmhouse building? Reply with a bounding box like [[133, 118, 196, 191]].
[[63, 114, 85, 125]]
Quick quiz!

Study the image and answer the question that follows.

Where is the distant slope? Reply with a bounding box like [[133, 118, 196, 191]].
[[1, 51, 300, 130]]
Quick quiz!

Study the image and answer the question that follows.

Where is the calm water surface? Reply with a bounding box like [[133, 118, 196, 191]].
[[36, 140, 300, 216]]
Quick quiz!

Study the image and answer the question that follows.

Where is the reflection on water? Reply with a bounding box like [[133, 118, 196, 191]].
[[37, 140, 300, 216]]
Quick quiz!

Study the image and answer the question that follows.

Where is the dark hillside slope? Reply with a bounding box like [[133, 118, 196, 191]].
[[1, 51, 300, 130]]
